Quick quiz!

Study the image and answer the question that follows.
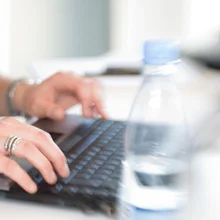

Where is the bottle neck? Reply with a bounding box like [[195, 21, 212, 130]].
[[142, 62, 179, 77]]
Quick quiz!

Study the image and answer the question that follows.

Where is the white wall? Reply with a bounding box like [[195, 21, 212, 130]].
[[9, 0, 109, 78], [110, 0, 190, 56], [0, 0, 11, 74]]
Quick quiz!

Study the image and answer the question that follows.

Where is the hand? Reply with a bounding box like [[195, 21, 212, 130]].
[[0, 117, 70, 194], [13, 72, 107, 120]]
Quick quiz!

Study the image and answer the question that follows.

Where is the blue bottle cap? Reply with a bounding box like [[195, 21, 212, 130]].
[[143, 40, 180, 65]]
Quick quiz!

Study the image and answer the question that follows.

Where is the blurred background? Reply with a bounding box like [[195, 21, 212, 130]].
[[0, 0, 220, 78]]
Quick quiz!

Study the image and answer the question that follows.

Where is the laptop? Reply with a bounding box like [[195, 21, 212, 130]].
[[0, 114, 125, 214]]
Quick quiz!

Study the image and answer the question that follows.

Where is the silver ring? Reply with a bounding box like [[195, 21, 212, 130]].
[[4, 136, 22, 156]]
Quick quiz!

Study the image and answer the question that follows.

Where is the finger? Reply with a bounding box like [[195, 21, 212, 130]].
[[37, 100, 65, 120], [13, 140, 57, 185], [1, 122, 70, 178], [19, 128, 69, 178], [0, 155, 37, 194], [82, 102, 94, 118], [92, 85, 108, 119], [78, 83, 94, 118]]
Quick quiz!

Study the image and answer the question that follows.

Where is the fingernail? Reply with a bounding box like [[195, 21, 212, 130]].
[[50, 172, 57, 182], [30, 183, 37, 193], [63, 163, 70, 176]]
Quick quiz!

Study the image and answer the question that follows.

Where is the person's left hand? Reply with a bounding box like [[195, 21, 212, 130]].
[[13, 72, 108, 120]]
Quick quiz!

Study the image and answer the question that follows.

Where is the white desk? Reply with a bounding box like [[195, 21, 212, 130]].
[[1, 70, 220, 219]]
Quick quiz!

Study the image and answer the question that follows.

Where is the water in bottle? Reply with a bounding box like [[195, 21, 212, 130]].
[[117, 40, 191, 220]]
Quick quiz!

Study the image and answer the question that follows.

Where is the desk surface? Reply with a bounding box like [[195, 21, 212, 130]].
[[2, 70, 220, 219]]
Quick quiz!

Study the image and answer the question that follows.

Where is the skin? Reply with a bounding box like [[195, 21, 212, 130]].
[[0, 72, 107, 193]]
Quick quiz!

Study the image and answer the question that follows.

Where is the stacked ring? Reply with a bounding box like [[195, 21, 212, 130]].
[[4, 136, 22, 156]]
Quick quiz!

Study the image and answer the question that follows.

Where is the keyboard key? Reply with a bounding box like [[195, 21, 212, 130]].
[[62, 170, 78, 184], [79, 160, 89, 166], [91, 146, 101, 153], [77, 173, 92, 180], [107, 160, 121, 166], [62, 135, 82, 153], [97, 169, 113, 176], [85, 168, 96, 175], [97, 140, 109, 145], [94, 189, 110, 197], [53, 183, 63, 193], [101, 151, 113, 157], [67, 157, 73, 164], [70, 179, 102, 187], [73, 164, 84, 171], [102, 180, 119, 190], [81, 155, 93, 161], [89, 164, 101, 170], [96, 155, 109, 161], [69, 153, 78, 159], [87, 151, 97, 157], [94, 159, 105, 166], [63, 186, 79, 194], [102, 165, 116, 171], [35, 175, 43, 183], [93, 174, 108, 181], [75, 134, 99, 155], [78, 187, 94, 195]]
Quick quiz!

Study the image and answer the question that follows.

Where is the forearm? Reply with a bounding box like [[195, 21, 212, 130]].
[[0, 77, 13, 116]]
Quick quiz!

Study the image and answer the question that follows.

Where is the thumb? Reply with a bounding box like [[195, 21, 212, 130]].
[[38, 100, 65, 120]]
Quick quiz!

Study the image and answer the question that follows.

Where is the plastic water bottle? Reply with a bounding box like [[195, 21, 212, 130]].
[[117, 40, 190, 220]]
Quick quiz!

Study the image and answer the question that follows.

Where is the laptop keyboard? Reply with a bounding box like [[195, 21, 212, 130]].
[[33, 120, 125, 202]]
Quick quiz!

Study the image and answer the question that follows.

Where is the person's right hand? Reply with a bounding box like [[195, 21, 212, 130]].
[[0, 117, 70, 194]]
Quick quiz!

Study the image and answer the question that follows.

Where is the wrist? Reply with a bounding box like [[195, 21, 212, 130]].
[[13, 81, 33, 114]]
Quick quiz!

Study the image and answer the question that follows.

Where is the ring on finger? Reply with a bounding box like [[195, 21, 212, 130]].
[[4, 135, 22, 156]]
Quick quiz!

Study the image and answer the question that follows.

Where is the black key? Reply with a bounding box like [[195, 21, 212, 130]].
[[98, 169, 113, 176], [35, 175, 43, 183], [112, 173, 121, 179], [67, 157, 73, 164], [94, 160, 105, 166], [52, 183, 63, 193], [93, 174, 108, 181], [91, 146, 101, 153], [102, 180, 119, 190], [75, 134, 99, 155], [73, 164, 84, 171], [96, 155, 109, 161], [70, 179, 102, 187], [92, 131, 103, 136], [104, 146, 117, 152], [102, 164, 116, 171], [62, 170, 78, 184], [89, 164, 101, 170], [61, 135, 82, 153], [107, 160, 121, 166], [63, 186, 79, 194], [81, 155, 93, 161], [69, 153, 78, 159], [85, 168, 96, 175], [94, 189, 110, 197], [77, 173, 92, 180], [78, 187, 94, 195], [75, 120, 95, 136], [79, 160, 89, 166], [114, 150, 124, 157], [87, 151, 97, 157], [101, 151, 113, 157], [109, 140, 121, 145], [97, 140, 109, 145]]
